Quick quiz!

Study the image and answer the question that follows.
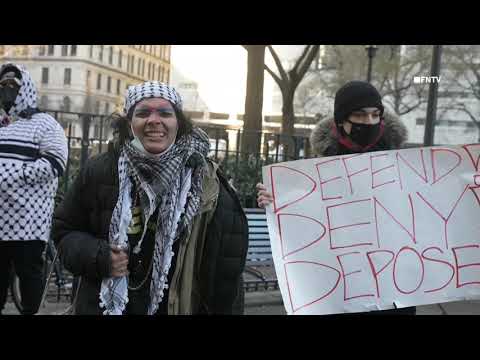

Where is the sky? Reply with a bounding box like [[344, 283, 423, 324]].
[[170, 45, 250, 115], [170, 45, 306, 116]]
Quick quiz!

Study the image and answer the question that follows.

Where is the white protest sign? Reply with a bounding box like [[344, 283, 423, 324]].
[[262, 144, 480, 315]]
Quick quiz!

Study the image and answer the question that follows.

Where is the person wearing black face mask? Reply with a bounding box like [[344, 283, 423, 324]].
[[312, 80, 408, 157], [256, 80, 413, 315], [0, 63, 68, 315], [0, 69, 21, 127]]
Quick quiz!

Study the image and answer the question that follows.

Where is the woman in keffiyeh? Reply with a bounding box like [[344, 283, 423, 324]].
[[52, 81, 248, 315]]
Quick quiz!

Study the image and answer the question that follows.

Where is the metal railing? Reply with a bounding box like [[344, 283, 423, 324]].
[[44, 109, 310, 206]]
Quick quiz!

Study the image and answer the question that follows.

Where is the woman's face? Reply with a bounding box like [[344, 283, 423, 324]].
[[131, 98, 178, 154]]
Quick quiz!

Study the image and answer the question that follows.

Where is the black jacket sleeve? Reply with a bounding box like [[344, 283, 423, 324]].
[[207, 171, 248, 314], [52, 161, 112, 281]]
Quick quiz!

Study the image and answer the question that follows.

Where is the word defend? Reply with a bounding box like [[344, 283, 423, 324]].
[[262, 144, 480, 315], [413, 76, 441, 84]]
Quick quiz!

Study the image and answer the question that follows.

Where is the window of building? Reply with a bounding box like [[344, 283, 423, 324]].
[[95, 101, 100, 114], [61, 45, 68, 56], [94, 124, 100, 138], [117, 79, 121, 95], [131, 56, 135, 73], [48, 45, 54, 56], [118, 50, 123, 68], [89, 45, 93, 58], [159, 66, 163, 82], [42, 68, 49, 84], [71, 45, 77, 56], [148, 62, 151, 79], [87, 70, 91, 87], [99, 45, 104, 62], [137, 58, 141, 75], [160, 46, 164, 59], [63, 96, 71, 112], [107, 76, 111, 93], [97, 73, 102, 90], [38, 46, 46, 56], [152, 64, 155, 80], [109, 46, 113, 65], [105, 102, 110, 115], [142, 59, 145, 77], [64, 68, 72, 85]]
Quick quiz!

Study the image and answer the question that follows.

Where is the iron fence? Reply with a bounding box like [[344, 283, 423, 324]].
[[45, 110, 311, 207]]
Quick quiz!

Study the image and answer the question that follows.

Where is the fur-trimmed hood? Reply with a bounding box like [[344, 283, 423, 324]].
[[310, 112, 408, 157]]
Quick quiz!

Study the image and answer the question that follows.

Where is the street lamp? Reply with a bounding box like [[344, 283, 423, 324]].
[[423, 45, 443, 147], [365, 45, 378, 83]]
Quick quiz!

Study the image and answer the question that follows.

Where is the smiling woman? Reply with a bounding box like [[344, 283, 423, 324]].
[[52, 81, 249, 315], [130, 98, 179, 154]]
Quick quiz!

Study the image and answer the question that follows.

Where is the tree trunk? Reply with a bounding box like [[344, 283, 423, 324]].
[[281, 88, 296, 160], [242, 45, 265, 157]]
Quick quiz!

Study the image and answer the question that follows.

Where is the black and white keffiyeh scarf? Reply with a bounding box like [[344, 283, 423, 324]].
[[99, 126, 210, 315], [123, 81, 183, 114]]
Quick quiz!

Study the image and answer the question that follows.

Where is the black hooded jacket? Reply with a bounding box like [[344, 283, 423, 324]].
[[310, 112, 408, 157]]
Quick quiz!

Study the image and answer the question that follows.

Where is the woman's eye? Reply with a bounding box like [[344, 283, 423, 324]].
[[158, 111, 174, 117], [135, 111, 150, 117]]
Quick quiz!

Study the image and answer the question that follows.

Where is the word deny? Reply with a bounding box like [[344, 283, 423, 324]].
[[276, 185, 475, 253], [285, 244, 480, 313]]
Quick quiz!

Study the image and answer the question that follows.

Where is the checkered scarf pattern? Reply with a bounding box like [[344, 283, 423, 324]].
[[0, 63, 38, 118], [99, 126, 210, 315], [124, 81, 183, 115]]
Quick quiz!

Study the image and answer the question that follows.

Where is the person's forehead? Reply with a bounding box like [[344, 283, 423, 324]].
[[135, 97, 173, 109], [1, 71, 16, 79], [358, 107, 380, 112]]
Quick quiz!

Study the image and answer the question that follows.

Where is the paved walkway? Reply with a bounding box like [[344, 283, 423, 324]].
[[2, 291, 480, 315]]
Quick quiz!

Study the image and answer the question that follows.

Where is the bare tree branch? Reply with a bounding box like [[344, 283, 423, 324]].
[[267, 45, 289, 84], [398, 99, 425, 115], [295, 46, 320, 87], [292, 45, 312, 76], [264, 63, 284, 90], [452, 103, 480, 129]]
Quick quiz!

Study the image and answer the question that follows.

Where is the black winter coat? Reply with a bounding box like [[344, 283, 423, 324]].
[[52, 146, 248, 315]]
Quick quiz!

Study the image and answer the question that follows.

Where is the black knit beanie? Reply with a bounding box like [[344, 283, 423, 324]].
[[334, 81, 384, 126]]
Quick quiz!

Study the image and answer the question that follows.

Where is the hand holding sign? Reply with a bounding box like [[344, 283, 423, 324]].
[[256, 183, 273, 208]]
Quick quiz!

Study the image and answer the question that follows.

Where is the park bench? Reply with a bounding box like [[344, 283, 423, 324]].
[[243, 208, 279, 292]]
